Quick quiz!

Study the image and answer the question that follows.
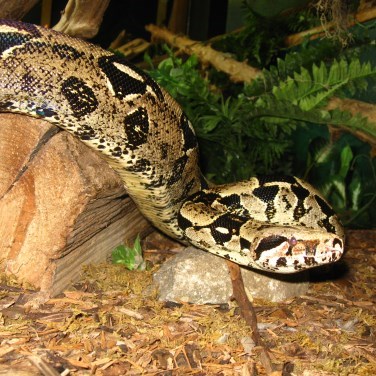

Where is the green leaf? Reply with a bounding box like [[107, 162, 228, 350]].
[[313, 143, 333, 165], [111, 235, 145, 270], [258, 57, 376, 113], [349, 176, 362, 211], [339, 145, 353, 179], [330, 176, 347, 208]]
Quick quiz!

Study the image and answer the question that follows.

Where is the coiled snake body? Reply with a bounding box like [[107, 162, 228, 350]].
[[0, 20, 344, 273]]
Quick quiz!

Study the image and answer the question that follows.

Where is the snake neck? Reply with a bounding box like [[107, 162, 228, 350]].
[[0, 19, 204, 240]]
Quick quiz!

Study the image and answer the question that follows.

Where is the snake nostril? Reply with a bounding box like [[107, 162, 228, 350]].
[[305, 243, 317, 256], [333, 238, 343, 249]]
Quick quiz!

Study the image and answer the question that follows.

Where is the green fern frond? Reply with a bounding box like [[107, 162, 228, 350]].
[[247, 57, 375, 104], [244, 57, 376, 142], [271, 59, 375, 110], [249, 96, 376, 140]]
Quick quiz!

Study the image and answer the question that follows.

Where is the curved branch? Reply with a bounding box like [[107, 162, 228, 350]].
[[326, 97, 376, 146], [146, 25, 375, 146], [146, 24, 261, 83], [285, 7, 376, 47]]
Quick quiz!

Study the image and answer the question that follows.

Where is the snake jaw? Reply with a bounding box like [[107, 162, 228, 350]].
[[251, 232, 344, 273]]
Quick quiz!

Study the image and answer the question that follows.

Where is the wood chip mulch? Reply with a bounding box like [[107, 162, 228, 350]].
[[0, 230, 375, 375]]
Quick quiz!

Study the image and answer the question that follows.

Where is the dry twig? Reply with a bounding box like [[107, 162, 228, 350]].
[[226, 260, 280, 375]]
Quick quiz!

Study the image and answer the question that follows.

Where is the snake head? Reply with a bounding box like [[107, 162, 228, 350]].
[[178, 179, 345, 274], [240, 226, 344, 273]]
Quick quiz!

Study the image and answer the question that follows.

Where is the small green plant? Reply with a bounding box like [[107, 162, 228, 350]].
[[304, 135, 376, 227], [147, 50, 297, 182], [111, 235, 145, 270]]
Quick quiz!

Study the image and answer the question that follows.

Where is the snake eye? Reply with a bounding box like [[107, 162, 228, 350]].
[[289, 237, 297, 246]]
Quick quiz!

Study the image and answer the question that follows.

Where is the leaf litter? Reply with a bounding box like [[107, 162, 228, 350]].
[[0, 229, 375, 375]]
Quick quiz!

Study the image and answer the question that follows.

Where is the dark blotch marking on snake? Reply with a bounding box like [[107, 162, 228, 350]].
[[258, 175, 297, 185], [209, 213, 244, 245], [177, 210, 192, 231], [111, 146, 123, 157], [61, 76, 98, 118], [333, 238, 343, 249], [0, 101, 15, 110], [189, 190, 221, 207], [0, 20, 41, 54], [315, 195, 336, 234], [20, 73, 39, 93], [254, 235, 288, 260], [127, 158, 151, 173], [74, 124, 97, 141], [315, 195, 335, 217], [219, 193, 250, 218], [0, 32, 33, 54], [253, 185, 279, 220], [52, 43, 84, 60], [98, 55, 163, 101], [291, 183, 311, 220], [167, 155, 188, 186], [35, 107, 58, 117], [276, 257, 287, 267], [0, 19, 41, 37], [180, 114, 197, 152], [160, 142, 169, 159], [240, 237, 251, 251], [124, 107, 149, 150], [218, 194, 241, 209], [253, 185, 279, 203], [304, 256, 318, 267], [12, 41, 54, 57]]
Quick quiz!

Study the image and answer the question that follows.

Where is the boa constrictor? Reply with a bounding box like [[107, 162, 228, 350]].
[[0, 20, 344, 273]]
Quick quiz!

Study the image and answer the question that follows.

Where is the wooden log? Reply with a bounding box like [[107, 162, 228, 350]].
[[0, 113, 153, 296], [0, 0, 39, 20], [53, 0, 111, 39]]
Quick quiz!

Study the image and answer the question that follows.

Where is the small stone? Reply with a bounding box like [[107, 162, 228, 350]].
[[216, 333, 229, 344], [241, 336, 256, 354], [153, 247, 310, 304]]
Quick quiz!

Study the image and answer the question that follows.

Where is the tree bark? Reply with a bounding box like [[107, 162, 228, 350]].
[[0, 0, 39, 20], [0, 113, 152, 296]]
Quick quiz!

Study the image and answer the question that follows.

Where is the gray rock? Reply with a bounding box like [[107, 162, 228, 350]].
[[153, 247, 309, 303]]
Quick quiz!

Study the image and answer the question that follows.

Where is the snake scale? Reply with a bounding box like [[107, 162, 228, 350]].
[[0, 20, 344, 273]]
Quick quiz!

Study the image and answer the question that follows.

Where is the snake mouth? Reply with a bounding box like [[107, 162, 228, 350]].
[[253, 235, 344, 273]]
